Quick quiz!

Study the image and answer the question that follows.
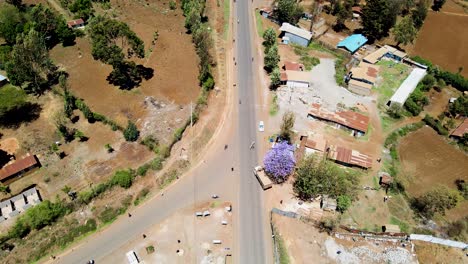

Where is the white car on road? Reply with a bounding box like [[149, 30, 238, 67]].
[[258, 121, 264, 132]]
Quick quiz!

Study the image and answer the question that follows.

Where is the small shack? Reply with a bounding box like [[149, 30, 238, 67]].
[[382, 224, 401, 234], [450, 119, 468, 139], [67, 18, 85, 29], [378, 172, 393, 188], [279, 23, 313, 47], [336, 34, 368, 54], [321, 195, 337, 211]]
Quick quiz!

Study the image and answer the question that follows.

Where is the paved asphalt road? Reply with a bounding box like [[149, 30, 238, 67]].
[[55, 1, 266, 263]]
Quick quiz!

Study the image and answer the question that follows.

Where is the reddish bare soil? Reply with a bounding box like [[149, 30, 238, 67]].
[[398, 126, 468, 197], [412, 1, 468, 77]]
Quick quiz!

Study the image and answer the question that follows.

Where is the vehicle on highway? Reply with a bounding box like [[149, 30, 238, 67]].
[[253, 166, 273, 190], [87, 260, 95, 264], [212, 194, 219, 199], [126, 250, 140, 264], [258, 121, 264, 132]]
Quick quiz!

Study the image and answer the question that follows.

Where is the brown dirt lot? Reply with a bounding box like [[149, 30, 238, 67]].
[[411, 1, 468, 77], [414, 241, 467, 264], [398, 126, 468, 197]]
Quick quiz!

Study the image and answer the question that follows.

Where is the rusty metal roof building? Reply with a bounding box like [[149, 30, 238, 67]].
[[308, 104, 370, 133], [284, 61, 304, 71], [327, 145, 372, 169], [0, 154, 39, 182], [451, 118, 468, 138]]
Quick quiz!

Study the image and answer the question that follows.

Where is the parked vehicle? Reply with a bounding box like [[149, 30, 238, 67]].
[[258, 121, 264, 132], [253, 166, 273, 190], [126, 250, 139, 264]]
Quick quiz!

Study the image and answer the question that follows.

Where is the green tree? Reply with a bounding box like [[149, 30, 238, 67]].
[[69, 0, 94, 20], [0, 3, 25, 45], [263, 28, 277, 48], [412, 0, 428, 29], [413, 185, 462, 219], [6, 0, 23, 8], [362, 0, 396, 40], [270, 67, 281, 88], [333, 0, 352, 31], [280, 111, 295, 141], [0, 45, 12, 70], [0, 86, 28, 119], [448, 95, 468, 117], [123, 120, 140, 141], [336, 195, 351, 212], [432, 0, 446, 11], [275, 0, 304, 24], [264, 44, 280, 72], [392, 16, 417, 46], [111, 170, 134, 189], [169, 0, 177, 10], [5, 29, 56, 93]]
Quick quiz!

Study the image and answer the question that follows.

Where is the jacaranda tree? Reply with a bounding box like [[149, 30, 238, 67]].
[[263, 141, 295, 183]]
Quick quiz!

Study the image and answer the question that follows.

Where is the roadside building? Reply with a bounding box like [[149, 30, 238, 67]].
[[387, 68, 427, 106], [296, 134, 328, 161], [308, 104, 370, 136], [321, 195, 337, 211], [259, 7, 273, 18], [378, 172, 393, 188], [282, 70, 312, 88], [0, 74, 8, 87], [363, 45, 407, 64], [327, 145, 373, 169], [279, 23, 313, 47], [347, 62, 380, 96], [336, 34, 368, 54], [283, 61, 304, 71], [67, 18, 85, 29], [0, 154, 40, 183], [450, 118, 468, 139]]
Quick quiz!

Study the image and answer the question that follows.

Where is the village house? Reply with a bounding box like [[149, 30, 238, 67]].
[[279, 22, 313, 47], [67, 18, 85, 29], [450, 118, 468, 139], [281, 70, 313, 88], [0, 154, 40, 184], [327, 145, 373, 169], [351, 6, 362, 19], [346, 62, 380, 96], [308, 104, 370, 136], [363, 45, 407, 64], [295, 134, 328, 161], [336, 34, 368, 54], [0, 187, 42, 223]]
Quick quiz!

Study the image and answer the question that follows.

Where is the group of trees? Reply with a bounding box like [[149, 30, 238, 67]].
[[60, 0, 110, 20], [293, 156, 360, 211], [0, 3, 77, 94], [88, 16, 153, 89], [182, 0, 215, 90], [262, 28, 281, 88], [448, 95, 468, 117]]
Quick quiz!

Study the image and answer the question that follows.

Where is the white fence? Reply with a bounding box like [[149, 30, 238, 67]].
[[410, 234, 468, 249]]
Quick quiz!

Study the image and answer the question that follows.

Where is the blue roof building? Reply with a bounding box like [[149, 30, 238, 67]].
[[336, 34, 368, 53]]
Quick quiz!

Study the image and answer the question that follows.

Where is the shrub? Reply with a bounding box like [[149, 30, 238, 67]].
[[336, 195, 351, 212], [134, 188, 150, 206], [140, 135, 159, 151], [123, 121, 140, 141], [423, 114, 448, 135], [150, 156, 163, 171], [98, 207, 120, 224], [137, 164, 150, 176], [110, 170, 134, 189], [169, 0, 176, 10]]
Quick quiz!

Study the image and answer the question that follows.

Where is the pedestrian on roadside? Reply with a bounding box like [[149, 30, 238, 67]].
[[128, 213, 132, 218], [178, 239, 181, 243], [280, 200, 283, 204], [143, 234, 147, 239], [231, 167, 234, 171]]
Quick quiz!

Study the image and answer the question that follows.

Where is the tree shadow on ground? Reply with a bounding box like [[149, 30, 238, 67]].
[[106, 62, 154, 90], [0, 149, 14, 168], [0, 103, 42, 129]]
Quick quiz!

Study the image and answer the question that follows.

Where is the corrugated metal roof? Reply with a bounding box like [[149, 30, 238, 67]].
[[451, 118, 468, 137], [336, 34, 368, 53], [285, 70, 312, 83], [348, 79, 372, 90], [328, 145, 372, 169], [0, 154, 38, 181], [308, 104, 370, 133], [389, 68, 427, 105], [0, 75, 7, 82], [284, 61, 304, 71], [279, 23, 313, 41]]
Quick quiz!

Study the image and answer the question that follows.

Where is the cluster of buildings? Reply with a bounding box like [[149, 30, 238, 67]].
[[296, 133, 373, 170], [0, 187, 42, 222]]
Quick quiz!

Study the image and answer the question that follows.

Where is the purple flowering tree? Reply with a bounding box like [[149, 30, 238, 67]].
[[263, 141, 296, 183]]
